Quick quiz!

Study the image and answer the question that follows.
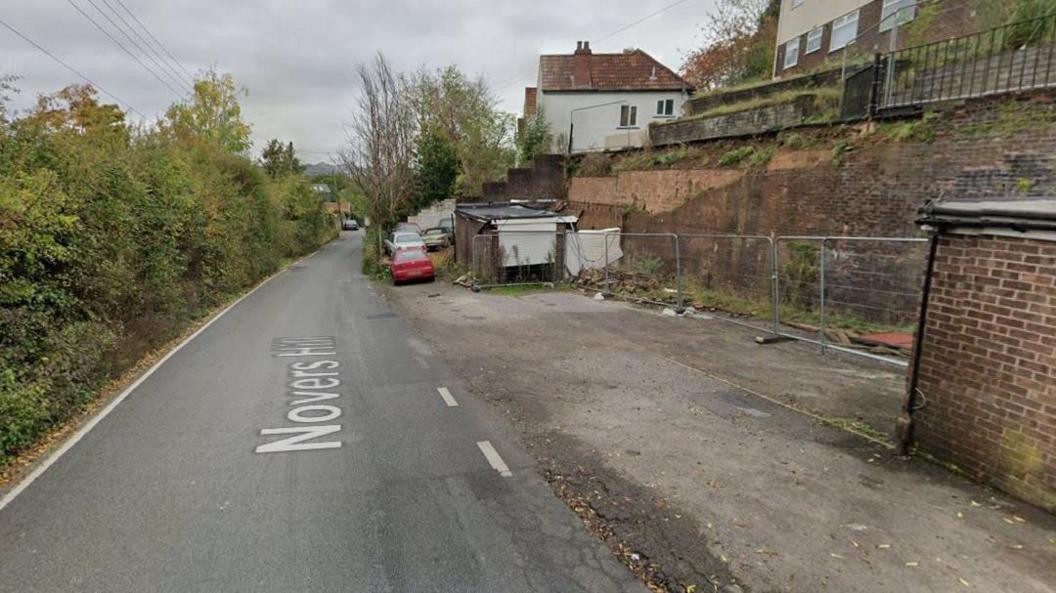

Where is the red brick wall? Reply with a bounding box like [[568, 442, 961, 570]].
[[569, 93, 1056, 237], [916, 234, 1056, 511], [569, 170, 742, 214], [565, 91, 1056, 323], [775, 0, 980, 78]]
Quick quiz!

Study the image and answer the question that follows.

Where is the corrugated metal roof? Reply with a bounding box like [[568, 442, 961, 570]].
[[456, 203, 564, 222], [919, 199, 1056, 231]]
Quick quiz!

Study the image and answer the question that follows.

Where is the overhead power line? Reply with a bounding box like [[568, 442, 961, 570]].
[[111, 0, 197, 84], [594, 0, 693, 43], [0, 15, 146, 118], [65, 0, 185, 99], [94, 0, 192, 93]]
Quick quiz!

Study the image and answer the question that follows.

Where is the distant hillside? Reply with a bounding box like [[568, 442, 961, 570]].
[[304, 162, 342, 177]]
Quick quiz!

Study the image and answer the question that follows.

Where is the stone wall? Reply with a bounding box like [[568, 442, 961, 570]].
[[650, 94, 820, 147]]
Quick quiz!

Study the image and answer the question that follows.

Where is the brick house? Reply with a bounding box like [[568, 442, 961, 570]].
[[774, 0, 990, 79], [526, 41, 692, 154], [909, 199, 1056, 511], [774, 0, 922, 78]]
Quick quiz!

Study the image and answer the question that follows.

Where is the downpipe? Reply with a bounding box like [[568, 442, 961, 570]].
[[897, 231, 940, 456]]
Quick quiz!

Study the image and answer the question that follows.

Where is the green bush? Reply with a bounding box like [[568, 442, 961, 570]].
[[0, 83, 337, 467], [718, 146, 756, 167], [1007, 0, 1056, 48]]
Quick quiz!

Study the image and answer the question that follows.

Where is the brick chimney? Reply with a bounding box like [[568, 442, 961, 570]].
[[572, 40, 593, 88]]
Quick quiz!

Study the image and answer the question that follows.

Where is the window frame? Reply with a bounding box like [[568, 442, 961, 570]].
[[784, 36, 801, 69], [805, 27, 824, 54], [619, 104, 638, 128], [880, 0, 916, 32], [829, 10, 860, 52], [655, 99, 675, 117]]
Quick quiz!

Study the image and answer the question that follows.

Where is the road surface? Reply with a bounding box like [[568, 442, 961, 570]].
[[0, 233, 645, 593]]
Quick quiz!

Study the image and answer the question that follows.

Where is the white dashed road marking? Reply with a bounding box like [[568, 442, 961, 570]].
[[437, 387, 458, 407], [476, 441, 512, 477]]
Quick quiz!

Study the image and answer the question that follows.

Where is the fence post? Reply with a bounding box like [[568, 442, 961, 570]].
[[674, 234, 685, 313], [603, 232, 611, 294], [870, 53, 884, 115], [770, 234, 781, 335], [819, 240, 828, 354]]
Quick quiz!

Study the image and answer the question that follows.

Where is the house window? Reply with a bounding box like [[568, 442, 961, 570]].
[[830, 10, 859, 52], [656, 99, 674, 117], [806, 27, 823, 54], [880, 0, 916, 32], [791, 0, 804, 8], [619, 105, 638, 128], [784, 36, 800, 69]]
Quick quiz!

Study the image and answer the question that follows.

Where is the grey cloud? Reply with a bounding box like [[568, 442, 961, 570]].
[[1, 0, 715, 160]]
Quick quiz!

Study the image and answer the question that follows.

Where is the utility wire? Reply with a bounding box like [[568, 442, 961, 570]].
[[66, 0, 185, 99], [111, 0, 197, 84], [0, 15, 146, 118], [595, 0, 693, 43], [95, 0, 192, 93], [82, 0, 189, 95]]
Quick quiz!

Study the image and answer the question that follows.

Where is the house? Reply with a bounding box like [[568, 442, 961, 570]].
[[525, 41, 692, 154], [774, 0, 918, 78]]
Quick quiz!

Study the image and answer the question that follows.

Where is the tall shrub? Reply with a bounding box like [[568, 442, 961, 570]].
[[0, 78, 336, 467]]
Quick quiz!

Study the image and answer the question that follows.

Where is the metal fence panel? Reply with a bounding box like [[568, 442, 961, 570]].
[[678, 234, 777, 332], [597, 232, 683, 309], [879, 12, 1056, 109], [468, 227, 927, 366], [775, 236, 928, 364]]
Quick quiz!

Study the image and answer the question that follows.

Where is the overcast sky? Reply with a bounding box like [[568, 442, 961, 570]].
[[1, 0, 717, 163]]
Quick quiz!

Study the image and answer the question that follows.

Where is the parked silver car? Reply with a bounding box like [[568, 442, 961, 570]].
[[384, 231, 426, 256]]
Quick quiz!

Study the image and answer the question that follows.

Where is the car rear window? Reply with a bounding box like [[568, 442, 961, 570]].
[[395, 250, 428, 262], [395, 234, 420, 243]]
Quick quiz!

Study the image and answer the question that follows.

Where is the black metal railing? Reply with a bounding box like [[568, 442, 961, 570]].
[[878, 12, 1056, 109]]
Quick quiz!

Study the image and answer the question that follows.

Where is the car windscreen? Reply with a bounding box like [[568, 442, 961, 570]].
[[395, 250, 427, 262], [394, 234, 421, 243]]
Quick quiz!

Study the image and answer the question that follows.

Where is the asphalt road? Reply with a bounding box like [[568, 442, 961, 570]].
[[0, 233, 645, 593]]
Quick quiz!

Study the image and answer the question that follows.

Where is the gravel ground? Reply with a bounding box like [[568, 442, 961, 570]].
[[387, 281, 1056, 593]]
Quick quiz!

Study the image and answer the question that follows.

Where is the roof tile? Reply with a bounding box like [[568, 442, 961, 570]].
[[539, 49, 689, 92]]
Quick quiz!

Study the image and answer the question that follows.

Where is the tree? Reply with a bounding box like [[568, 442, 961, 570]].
[[681, 0, 781, 91], [0, 75, 19, 126], [164, 69, 252, 154], [260, 139, 304, 178], [516, 108, 554, 165], [414, 125, 459, 211], [339, 53, 417, 250], [407, 66, 515, 196]]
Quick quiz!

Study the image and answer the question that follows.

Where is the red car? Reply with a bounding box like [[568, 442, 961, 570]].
[[390, 249, 435, 285]]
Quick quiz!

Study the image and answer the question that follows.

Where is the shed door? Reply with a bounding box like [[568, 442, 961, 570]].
[[495, 220, 558, 267]]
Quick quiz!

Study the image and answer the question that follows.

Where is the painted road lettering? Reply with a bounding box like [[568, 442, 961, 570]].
[[257, 337, 344, 453], [271, 336, 337, 357]]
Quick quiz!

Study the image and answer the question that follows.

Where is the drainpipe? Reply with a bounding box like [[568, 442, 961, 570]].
[[898, 229, 941, 455]]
